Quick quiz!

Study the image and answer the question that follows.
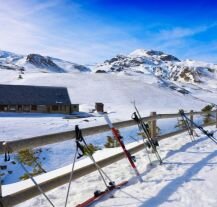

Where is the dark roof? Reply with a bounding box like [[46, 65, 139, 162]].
[[0, 84, 71, 105]]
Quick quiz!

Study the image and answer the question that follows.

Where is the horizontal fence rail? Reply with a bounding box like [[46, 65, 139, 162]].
[[1, 109, 217, 206], [0, 110, 214, 154], [2, 142, 145, 206]]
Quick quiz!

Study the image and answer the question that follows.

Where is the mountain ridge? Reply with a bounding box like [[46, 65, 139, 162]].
[[0, 50, 90, 73], [94, 49, 217, 84], [1, 48, 217, 91]]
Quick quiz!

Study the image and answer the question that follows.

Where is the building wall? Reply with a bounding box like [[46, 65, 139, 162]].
[[0, 104, 73, 114]]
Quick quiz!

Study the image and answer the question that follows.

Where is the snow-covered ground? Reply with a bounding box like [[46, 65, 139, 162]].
[[0, 69, 215, 185], [6, 126, 217, 207], [0, 70, 208, 141], [0, 58, 217, 207]]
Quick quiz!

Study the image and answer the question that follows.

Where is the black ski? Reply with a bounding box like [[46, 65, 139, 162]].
[[132, 103, 163, 164], [179, 110, 195, 142], [179, 110, 217, 144], [65, 125, 127, 207]]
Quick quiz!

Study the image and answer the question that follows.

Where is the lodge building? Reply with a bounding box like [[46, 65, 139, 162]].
[[0, 84, 79, 114]]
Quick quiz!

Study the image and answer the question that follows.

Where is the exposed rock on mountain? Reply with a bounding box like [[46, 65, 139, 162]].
[[0, 50, 90, 73], [94, 49, 217, 85], [159, 54, 180, 62], [26, 54, 64, 72]]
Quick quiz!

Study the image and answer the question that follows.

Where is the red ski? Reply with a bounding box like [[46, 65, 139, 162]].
[[104, 114, 143, 183], [75, 180, 128, 207]]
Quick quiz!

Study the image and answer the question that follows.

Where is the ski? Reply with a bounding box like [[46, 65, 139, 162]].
[[104, 114, 144, 183], [65, 125, 120, 207], [76, 180, 128, 207], [179, 110, 217, 144], [179, 110, 195, 142], [132, 102, 163, 164]]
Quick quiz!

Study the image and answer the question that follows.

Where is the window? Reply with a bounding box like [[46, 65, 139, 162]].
[[0, 105, 7, 111], [52, 105, 58, 111], [23, 105, 30, 112], [9, 105, 16, 111], [1, 105, 8, 111], [59, 105, 66, 111], [18, 105, 22, 111], [37, 105, 47, 112], [31, 105, 37, 111]]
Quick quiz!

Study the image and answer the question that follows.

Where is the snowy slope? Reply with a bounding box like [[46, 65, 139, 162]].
[[0, 68, 215, 185], [0, 68, 215, 144], [94, 49, 217, 100], [0, 48, 217, 207], [0, 71, 208, 120], [0, 50, 90, 73], [0, 50, 23, 61]]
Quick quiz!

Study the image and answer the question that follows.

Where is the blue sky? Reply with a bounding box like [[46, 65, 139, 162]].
[[1, 0, 217, 64]]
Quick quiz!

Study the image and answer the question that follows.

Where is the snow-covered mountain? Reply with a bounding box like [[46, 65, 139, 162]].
[[92, 49, 217, 98], [94, 49, 217, 84], [1, 48, 217, 98], [0, 50, 90, 73], [1, 48, 217, 83]]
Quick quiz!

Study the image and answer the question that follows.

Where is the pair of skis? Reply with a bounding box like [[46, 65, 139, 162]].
[[104, 115, 144, 183], [76, 180, 128, 207], [66, 125, 129, 207], [75, 114, 144, 207], [179, 109, 217, 144], [179, 110, 196, 142], [132, 103, 163, 165]]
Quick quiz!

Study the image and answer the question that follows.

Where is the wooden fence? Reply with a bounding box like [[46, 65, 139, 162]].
[[0, 109, 217, 206]]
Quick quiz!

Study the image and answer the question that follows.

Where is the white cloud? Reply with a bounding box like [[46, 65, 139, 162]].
[[157, 23, 217, 40], [0, 1, 57, 54], [0, 0, 141, 64], [0, 1, 217, 64]]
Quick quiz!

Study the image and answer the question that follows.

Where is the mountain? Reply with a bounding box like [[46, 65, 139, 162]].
[[0, 50, 90, 73], [94, 49, 217, 83], [1, 48, 217, 97], [93, 49, 217, 96]]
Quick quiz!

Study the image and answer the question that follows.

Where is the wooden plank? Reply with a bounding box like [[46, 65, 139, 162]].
[[0, 110, 212, 154]]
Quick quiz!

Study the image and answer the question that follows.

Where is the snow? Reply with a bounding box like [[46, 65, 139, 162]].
[[0, 50, 22, 60], [0, 69, 215, 185], [0, 50, 90, 73], [6, 126, 217, 207], [0, 71, 208, 142], [0, 48, 217, 206], [51, 58, 91, 73], [128, 49, 150, 58], [2, 141, 143, 196]]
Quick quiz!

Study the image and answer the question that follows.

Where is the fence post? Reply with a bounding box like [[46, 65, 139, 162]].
[[190, 110, 194, 135], [150, 112, 157, 138]]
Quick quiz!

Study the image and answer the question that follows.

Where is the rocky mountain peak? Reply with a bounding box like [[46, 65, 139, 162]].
[[129, 49, 180, 62], [0, 51, 90, 73], [26, 54, 63, 71], [94, 48, 217, 86], [146, 50, 164, 56]]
